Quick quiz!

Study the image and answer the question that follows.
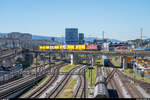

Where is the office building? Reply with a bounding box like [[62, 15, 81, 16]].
[[79, 33, 84, 44], [65, 28, 78, 45]]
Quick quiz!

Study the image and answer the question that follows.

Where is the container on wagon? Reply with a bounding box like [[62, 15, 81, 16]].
[[144, 68, 150, 74], [126, 56, 133, 63], [145, 61, 150, 65], [130, 49, 134, 52], [118, 56, 122, 63], [136, 59, 142, 63]]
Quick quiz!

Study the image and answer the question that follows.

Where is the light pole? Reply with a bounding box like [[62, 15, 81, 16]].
[[133, 52, 136, 83], [49, 52, 51, 72], [88, 66, 94, 85], [83, 69, 86, 98], [140, 28, 143, 48], [34, 52, 38, 85]]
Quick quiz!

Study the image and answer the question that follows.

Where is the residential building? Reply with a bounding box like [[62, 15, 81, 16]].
[[8, 32, 32, 40]]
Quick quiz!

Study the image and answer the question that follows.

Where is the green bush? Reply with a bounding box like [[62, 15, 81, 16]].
[[129, 69, 134, 73]]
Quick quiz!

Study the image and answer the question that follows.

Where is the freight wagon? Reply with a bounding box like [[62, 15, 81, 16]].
[[94, 76, 109, 98]]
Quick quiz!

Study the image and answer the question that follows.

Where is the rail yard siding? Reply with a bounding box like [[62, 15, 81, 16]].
[[136, 86, 150, 98], [59, 78, 77, 98], [115, 73, 131, 98], [60, 65, 76, 72]]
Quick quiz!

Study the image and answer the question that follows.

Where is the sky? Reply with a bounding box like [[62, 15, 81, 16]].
[[0, 0, 150, 41]]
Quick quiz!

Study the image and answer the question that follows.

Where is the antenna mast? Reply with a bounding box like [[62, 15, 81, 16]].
[[140, 28, 143, 48]]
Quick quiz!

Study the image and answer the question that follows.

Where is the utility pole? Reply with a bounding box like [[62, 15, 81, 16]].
[[35, 52, 38, 85], [84, 69, 86, 98], [36, 52, 38, 78], [102, 31, 104, 50], [102, 31, 104, 43], [140, 28, 143, 48], [49, 52, 51, 72]]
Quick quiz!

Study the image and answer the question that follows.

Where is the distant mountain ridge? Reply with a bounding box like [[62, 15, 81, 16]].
[[0, 33, 121, 42]]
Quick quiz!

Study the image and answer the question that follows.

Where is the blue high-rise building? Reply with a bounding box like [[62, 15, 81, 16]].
[[79, 33, 84, 44], [65, 28, 78, 45]]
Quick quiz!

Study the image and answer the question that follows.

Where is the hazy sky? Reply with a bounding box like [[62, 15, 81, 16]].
[[0, 0, 150, 41]]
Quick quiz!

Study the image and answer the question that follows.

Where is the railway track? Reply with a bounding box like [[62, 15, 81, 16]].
[[108, 58, 143, 98], [104, 67, 123, 98], [116, 70, 143, 98], [0, 75, 33, 91], [118, 70, 150, 95], [96, 66, 101, 78], [0, 62, 65, 99], [46, 65, 83, 98], [73, 66, 87, 98], [0, 62, 50, 91], [0, 75, 45, 99], [25, 62, 67, 98]]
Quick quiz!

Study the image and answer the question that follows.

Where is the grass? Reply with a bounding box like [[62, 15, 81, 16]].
[[96, 57, 103, 67], [59, 78, 77, 98], [56, 56, 61, 59], [81, 60, 86, 63], [37, 75, 49, 86], [86, 66, 96, 87], [55, 61, 63, 65], [60, 64, 76, 72], [86, 89, 89, 95], [124, 69, 150, 83]]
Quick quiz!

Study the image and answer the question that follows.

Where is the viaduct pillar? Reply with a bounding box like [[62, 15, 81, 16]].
[[91, 55, 96, 66], [70, 54, 79, 65], [123, 56, 127, 70], [120, 56, 123, 68]]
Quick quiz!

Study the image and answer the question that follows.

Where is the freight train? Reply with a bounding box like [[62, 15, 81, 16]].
[[94, 76, 109, 98], [39, 45, 101, 50]]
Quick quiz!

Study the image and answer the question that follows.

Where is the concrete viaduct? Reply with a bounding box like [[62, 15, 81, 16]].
[[1, 49, 150, 69], [29, 50, 150, 69]]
